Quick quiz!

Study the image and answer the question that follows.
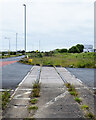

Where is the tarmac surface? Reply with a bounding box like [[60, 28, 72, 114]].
[[66, 68, 95, 88], [0, 56, 32, 89], [2, 62, 32, 89]]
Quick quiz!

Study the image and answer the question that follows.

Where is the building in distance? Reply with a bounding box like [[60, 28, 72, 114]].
[[83, 45, 94, 52]]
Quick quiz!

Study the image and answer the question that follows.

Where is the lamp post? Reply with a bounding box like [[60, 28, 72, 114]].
[[16, 33, 18, 55], [5, 37, 10, 55], [23, 4, 26, 56]]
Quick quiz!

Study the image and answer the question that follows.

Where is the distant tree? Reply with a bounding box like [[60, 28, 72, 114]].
[[68, 46, 80, 53], [59, 49, 67, 53], [76, 44, 84, 52], [21, 50, 25, 55], [10, 52, 16, 55]]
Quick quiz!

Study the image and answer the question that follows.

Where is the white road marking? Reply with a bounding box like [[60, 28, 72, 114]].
[[11, 67, 34, 99]]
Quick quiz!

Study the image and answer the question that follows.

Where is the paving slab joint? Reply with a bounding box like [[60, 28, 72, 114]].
[[36, 66, 42, 83], [54, 66, 67, 84]]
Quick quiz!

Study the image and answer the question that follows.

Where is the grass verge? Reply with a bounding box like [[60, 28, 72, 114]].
[[19, 52, 95, 68]]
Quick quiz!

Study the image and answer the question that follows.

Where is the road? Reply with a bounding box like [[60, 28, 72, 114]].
[[66, 68, 95, 89], [0, 56, 32, 89]]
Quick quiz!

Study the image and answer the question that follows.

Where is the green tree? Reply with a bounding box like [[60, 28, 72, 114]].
[[59, 49, 67, 53], [76, 44, 84, 52], [68, 46, 80, 53]]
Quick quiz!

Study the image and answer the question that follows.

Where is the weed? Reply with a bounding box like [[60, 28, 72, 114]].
[[28, 105, 38, 111], [68, 86, 75, 92], [70, 91, 78, 96], [33, 83, 40, 89], [32, 89, 40, 97], [81, 105, 89, 110], [23, 118, 36, 120], [85, 112, 95, 119], [65, 83, 71, 88], [30, 98, 38, 104], [75, 97, 82, 103], [2, 90, 10, 109]]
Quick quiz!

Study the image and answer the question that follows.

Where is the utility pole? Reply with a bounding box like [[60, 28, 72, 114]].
[[39, 40, 40, 52], [16, 33, 18, 54], [5, 37, 10, 55], [23, 4, 26, 56], [8, 38, 10, 56]]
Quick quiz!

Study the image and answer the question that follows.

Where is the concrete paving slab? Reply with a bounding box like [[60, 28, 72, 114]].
[[33, 67, 84, 118], [56, 67, 95, 116]]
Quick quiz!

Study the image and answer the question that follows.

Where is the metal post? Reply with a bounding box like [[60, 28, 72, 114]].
[[9, 39, 10, 52], [16, 33, 17, 54], [23, 4, 26, 56], [39, 40, 40, 52]]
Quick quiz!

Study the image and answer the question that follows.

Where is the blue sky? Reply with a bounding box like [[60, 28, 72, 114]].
[[0, 0, 95, 51]]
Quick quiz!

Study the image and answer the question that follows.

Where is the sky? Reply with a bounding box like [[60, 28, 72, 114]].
[[0, 0, 95, 51]]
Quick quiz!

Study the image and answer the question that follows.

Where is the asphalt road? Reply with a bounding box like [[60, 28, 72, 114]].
[[66, 68, 95, 88], [1, 55, 25, 61], [1, 56, 32, 89]]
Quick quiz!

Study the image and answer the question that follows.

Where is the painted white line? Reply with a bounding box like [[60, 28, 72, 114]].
[[93, 87, 96, 90], [11, 66, 34, 99], [18, 89, 32, 91], [44, 91, 68, 108], [13, 98, 30, 100], [0, 89, 14, 92], [64, 68, 83, 84]]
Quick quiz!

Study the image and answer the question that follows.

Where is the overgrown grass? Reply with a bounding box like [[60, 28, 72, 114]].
[[20, 52, 96, 68]]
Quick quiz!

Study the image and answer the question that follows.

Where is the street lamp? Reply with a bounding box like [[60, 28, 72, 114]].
[[16, 33, 18, 55], [5, 37, 10, 55], [23, 4, 26, 56]]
